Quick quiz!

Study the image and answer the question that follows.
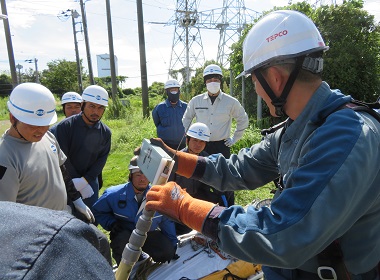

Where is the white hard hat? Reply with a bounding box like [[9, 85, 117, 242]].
[[203, 64, 223, 77], [240, 10, 329, 77], [61, 92, 82, 105], [186, 122, 210, 142], [7, 83, 57, 126], [164, 79, 180, 89], [128, 156, 140, 173], [82, 85, 109, 106]]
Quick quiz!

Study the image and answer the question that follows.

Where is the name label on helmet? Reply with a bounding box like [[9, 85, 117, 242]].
[[266, 30, 288, 42]]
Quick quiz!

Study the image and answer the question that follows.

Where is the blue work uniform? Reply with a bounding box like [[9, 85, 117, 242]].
[[51, 113, 111, 209], [93, 182, 178, 264], [152, 99, 187, 149], [191, 82, 380, 278]]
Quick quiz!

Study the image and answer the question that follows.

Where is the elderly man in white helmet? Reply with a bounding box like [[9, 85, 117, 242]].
[[144, 10, 380, 280], [152, 79, 187, 150], [52, 85, 111, 212], [182, 64, 249, 159]]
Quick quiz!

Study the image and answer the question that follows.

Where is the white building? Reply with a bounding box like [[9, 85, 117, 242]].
[[96, 54, 118, 78]]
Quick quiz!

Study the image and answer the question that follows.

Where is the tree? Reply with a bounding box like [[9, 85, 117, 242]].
[[229, 0, 380, 119], [0, 73, 13, 96], [94, 77, 125, 99], [313, 1, 380, 101], [148, 81, 164, 98], [40, 59, 86, 95], [22, 68, 39, 83]]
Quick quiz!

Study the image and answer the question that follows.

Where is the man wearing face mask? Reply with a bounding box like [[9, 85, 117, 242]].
[[152, 79, 187, 150], [182, 64, 248, 159]]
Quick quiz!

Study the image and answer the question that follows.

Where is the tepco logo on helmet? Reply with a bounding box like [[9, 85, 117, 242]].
[[197, 130, 205, 137], [35, 109, 45, 116], [96, 95, 101, 100], [266, 30, 288, 42]]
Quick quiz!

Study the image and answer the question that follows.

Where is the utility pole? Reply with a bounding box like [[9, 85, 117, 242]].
[[25, 58, 39, 83], [79, 0, 95, 84], [71, 10, 83, 92], [105, 0, 118, 100], [1, 0, 17, 88], [16, 64, 22, 84], [136, 0, 149, 118], [58, 9, 83, 92]]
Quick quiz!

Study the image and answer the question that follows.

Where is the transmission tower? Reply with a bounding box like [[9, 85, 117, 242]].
[[162, 0, 259, 84], [216, 0, 255, 67], [168, 0, 204, 84]]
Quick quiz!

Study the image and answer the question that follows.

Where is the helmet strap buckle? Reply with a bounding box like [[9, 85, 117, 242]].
[[302, 57, 324, 73]]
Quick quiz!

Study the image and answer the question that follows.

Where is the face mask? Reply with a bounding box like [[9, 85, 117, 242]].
[[166, 89, 180, 103], [206, 82, 220, 94]]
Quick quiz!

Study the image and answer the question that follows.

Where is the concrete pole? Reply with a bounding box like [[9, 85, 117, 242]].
[[34, 58, 39, 83], [136, 0, 149, 118], [1, 0, 17, 88], [16, 64, 22, 84], [71, 10, 83, 92], [105, 0, 118, 100], [229, 69, 233, 96], [241, 75, 245, 109], [257, 95, 262, 120], [79, 0, 95, 85]]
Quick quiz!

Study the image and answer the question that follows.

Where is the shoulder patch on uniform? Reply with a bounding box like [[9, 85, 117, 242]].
[[0, 165, 7, 180]]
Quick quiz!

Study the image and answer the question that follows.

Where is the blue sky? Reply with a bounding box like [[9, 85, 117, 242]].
[[0, 0, 379, 89]]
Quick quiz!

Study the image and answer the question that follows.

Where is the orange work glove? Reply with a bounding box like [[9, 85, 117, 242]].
[[149, 138, 198, 178], [146, 181, 215, 232]]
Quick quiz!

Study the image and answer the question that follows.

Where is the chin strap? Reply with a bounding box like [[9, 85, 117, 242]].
[[12, 120, 26, 140], [254, 56, 305, 117], [82, 111, 100, 125]]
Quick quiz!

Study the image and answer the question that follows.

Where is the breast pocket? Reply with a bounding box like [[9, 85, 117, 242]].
[[195, 107, 209, 119], [159, 111, 170, 127]]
